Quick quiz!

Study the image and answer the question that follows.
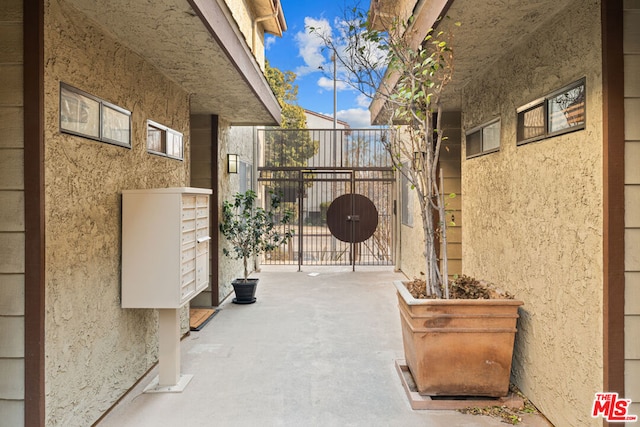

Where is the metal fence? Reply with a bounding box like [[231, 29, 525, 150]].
[[257, 128, 394, 268]]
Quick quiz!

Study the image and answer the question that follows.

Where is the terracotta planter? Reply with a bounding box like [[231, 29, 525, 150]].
[[394, 281, 523, 397]]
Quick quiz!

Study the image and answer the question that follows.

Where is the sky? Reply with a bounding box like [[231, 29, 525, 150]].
[[265, 0, 375, 128]]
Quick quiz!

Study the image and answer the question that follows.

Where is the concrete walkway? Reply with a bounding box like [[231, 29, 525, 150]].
[[98, 266, 551, 427]]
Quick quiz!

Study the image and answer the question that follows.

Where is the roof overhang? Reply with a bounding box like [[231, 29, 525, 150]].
[[61, 0, 282, 125], [369, 0, 577, 124], [253, 0, 287, 36]]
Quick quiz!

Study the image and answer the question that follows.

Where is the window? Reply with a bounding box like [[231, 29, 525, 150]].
[[517, 78, 585, 145], [238, 160, 253, 194], [401, 164, 413, 227], [146, 120, 184, 160], [465, 119, 501, 158], [60, 83, 131, 147]]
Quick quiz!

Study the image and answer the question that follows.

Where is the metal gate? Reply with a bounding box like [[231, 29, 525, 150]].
[[257, 128, 394, 269]]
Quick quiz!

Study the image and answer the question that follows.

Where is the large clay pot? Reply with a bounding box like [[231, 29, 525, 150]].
[[394, 281, 523, 397]]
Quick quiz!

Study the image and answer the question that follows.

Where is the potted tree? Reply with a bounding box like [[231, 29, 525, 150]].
[[312, 9, 523, 396], [220, 190, 293, 304]]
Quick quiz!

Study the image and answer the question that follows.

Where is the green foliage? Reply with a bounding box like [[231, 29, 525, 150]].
[[264, 62, 319, 168], [220, 190, 294, 281]]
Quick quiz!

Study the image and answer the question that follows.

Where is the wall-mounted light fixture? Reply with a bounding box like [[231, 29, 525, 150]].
[[227, 154, 238, 174]]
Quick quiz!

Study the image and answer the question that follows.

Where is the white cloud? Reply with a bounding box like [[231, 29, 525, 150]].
[[265, 35, 276, 51], [294, 17, 332, 76], [336, 108, 372, 128], [317, 76, 349, 91], [355, 93, 372, 108]]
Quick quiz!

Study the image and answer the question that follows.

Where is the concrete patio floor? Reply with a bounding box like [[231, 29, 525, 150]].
[[98, 266, 552, 427]]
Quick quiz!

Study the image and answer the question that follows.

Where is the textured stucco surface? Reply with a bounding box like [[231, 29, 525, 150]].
[[461, 2, 603, 426], [44, 1, 190, 424]]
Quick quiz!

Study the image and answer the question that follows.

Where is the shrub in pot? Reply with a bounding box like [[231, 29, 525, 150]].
[[220, 190, 293, 304]]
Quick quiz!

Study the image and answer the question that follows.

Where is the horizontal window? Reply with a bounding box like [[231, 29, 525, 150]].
[[60, 83, 131, 148], [147, 120, 184, 160], [465, 119, 501, 159], [517, 78, 585, 145]]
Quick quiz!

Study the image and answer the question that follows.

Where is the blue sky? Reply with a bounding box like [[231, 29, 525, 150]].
[[265, 0, 373, 128]]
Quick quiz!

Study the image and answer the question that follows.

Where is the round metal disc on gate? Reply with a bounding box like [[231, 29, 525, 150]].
[[326, 194, 378, 243]]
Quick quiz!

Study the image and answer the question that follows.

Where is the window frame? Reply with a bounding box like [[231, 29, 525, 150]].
[[146, 120, 184, 160], [465, 118, 501, 159], [517, 78, 586, 146], [60, 82, 131, 148]]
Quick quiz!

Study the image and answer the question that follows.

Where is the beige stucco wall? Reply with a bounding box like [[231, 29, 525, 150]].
[[0, 0, 25, 425], [44, 0, 190, 424], [624, 3, 640, 418], [461, 1, 603, 426]]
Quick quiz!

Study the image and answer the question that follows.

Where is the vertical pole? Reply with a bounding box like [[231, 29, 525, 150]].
[[332, 52, 337, 166], [158, 309, 181, 387], [351, 172, 356, 272], [298, 170, 304, 272], [331, 53, 338, 259]]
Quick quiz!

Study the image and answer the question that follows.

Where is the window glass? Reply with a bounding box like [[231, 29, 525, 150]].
[[517, 104, 545, 142], [101, 104, 131, 146], [239, 161, 253, 194], [60, 86, 100, 138], [482, 121, 501, 151], [466, 130, 482, 157], [401, 164, 413, 227], [147, 124, 164, 153], [549, 82, 585, 133], [166, 131, 183, 159]]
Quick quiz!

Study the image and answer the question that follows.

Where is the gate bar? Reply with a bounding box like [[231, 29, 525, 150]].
[[298, 169, 303, 272]]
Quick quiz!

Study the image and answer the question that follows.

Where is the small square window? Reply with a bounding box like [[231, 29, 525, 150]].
[[101, 103, 131, 146], [517, 103, 545, 142], [548, 82, 585, 134], [147, 124, 165, 153], [401, 163, 413, 227], [166, 131, 183, 159], [482, 121, 501, 152], [466, 131, 482, 157]]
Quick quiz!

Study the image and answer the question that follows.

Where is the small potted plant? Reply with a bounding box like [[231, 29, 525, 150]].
[[220, 190, 294, 304]]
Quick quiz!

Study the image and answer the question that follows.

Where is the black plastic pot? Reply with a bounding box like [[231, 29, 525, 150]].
[[231, 278, 258, 304]]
